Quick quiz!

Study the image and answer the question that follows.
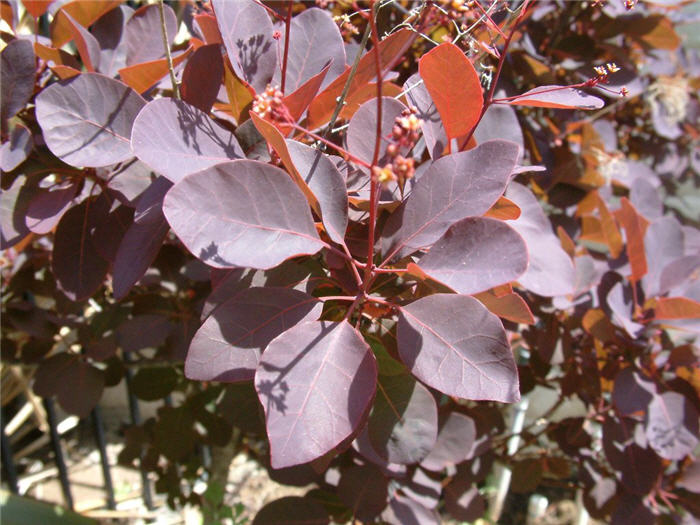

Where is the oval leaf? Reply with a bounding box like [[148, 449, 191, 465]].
[[505, 182, 575, 297], [502, 85, 604, 110], [52, 196, 110, 301], [125, 3, 177, 66], [367, 373, 438, 464], [1, 38, 35, 121], [397, 294, 519, 402], [271, 7, 345, 94], [646, 392, 699, 461], [253, 496, 329, 525], [347, 97, 407, 167], [186, 287, 323, 383], [286, 140, 348, 244], [36, 73, 146, 167], [381, 140, 520, 261], [112, 177, 172, 300], [255, 320, 377, 469], [163, 160, 324, 269], [131, 98, 244, 183], [212, 0, 276, 94], [418, 217, 528, 296], [418, 43, 483, 140], [337, 465, 388, 521], [421, 412, 477, 472]]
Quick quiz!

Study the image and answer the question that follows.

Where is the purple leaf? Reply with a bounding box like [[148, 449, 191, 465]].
[[397, 294, 519, 402], [181, 44, 224, 113], [473, 104, 524, 150], [125, 3, 177, 66], [272, 7, 345, 94], [403, 73, 446, 159], [92, 204, 134, 262], [0, 123, 33, 172], [25, 181, 78, 234], [381, 494, 440, 525], [131, 98, 244, 183], [367, 373, 438, 464], [252, 496, 329, 525], [286, 140, 348, 244], [607, 282, 644, 337], [347, 97, 407, 168], [186, 287, 322, 383], [337, 464, 388, 521], [612, 368, 657, 417], [255, 320, 377, 469], [421, 412, 477, 471], [63, 11, 101, 72], [382, 140, 520, 261], [630, 177, 663, 220], [619, 444, 662, 495], [417, 217, 528, 295], [91, 5, 132, 77], [36, 73, 146, 168], [33, 353, 104, 418], [444, 480, 485, 522], [504, 182, 575, 296], [0, 174, 33, 249], [1, 39, 35, 122], [112, 176, 172, 300], [352, 426, 408, 477], [116, 314, 173, 352], [501, 85, 604, 110], [677, 459, 700, 493], [163, 160, 325, 269], [52, 196, 110, 301], [642, 216, 684, 297], [658, 255, 700, 296], [646, 392, 699, 461], [97, 159, 153, 207], [212, 0, 276, 94], [399, 468, 442, 509]]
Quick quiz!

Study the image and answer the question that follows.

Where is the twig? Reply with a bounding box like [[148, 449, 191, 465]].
[[158, 0, 180, 99]]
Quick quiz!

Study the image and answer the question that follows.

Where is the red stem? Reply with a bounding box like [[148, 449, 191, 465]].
[[463, 1, 531, 145], [281, 1, 293, 94], [287, 123, 372, 169]]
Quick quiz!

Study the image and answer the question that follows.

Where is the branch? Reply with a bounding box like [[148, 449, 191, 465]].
[[158, 0, 180, 99]]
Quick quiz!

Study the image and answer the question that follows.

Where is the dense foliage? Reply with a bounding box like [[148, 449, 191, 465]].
[[1, 0, 699, 523]]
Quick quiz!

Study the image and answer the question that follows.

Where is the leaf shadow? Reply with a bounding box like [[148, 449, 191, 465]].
[[174, 100, 243, 159], [256, 322, 334, 416], [235, 34, 271, 84]]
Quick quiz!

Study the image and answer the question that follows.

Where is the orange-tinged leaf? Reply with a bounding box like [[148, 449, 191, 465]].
[[281, 62, 332, 134], [557, 226, 576, 258], [1, 1, 14, 28], [51, 1, 122, 47], [474, 289, 534, 325], [307, 29, 415, 130], [654, 297, 700, 320], [50, 65, 80, 79], [583, 308, 616, 343], [23, 0, 53, 18], [223, 60, 254, 124], [194, 13, 222, 44], [339, 82, 403, 120], [595, 193, 622, 259], [62, 11, 98, 72], [419, 42, 483, 140], [34, 42, 80, 70], [118, 46, 193, 94], [250, 112, 320, 216], [614, 197, 648, 282], [580, 216, 606, 245], [485, 196, 521, 220], [637, 16, 680, 50]]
